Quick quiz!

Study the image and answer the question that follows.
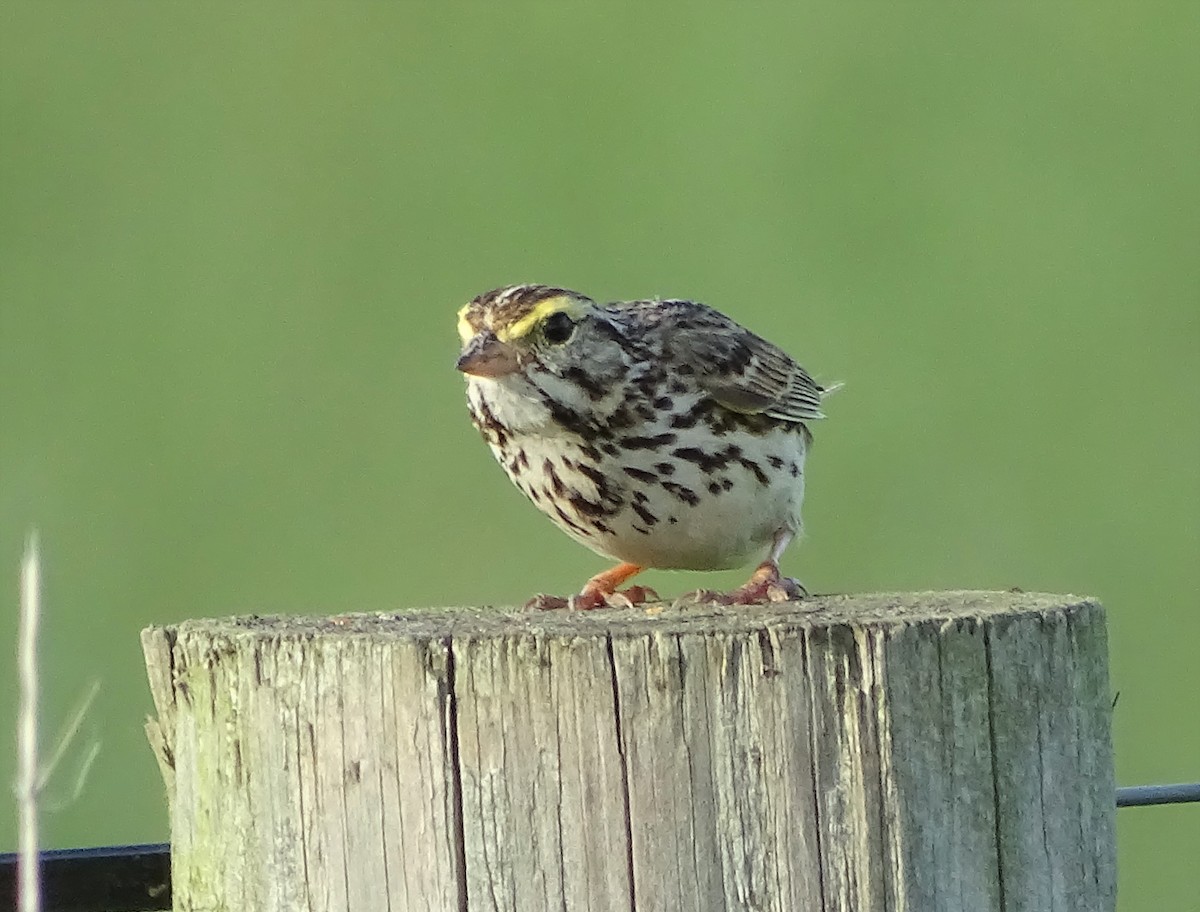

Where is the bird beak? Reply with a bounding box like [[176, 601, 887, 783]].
[[456, 331, 521, 378]]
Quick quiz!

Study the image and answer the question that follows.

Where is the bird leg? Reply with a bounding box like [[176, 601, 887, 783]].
[[526, 561, 659, 611], [726, 528, 806, 603]]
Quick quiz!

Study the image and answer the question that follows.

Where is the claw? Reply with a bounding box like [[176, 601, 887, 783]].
[[618, 584, 660, 605], [566, 589, 608, 611], [527, 583, 659, 612], [525, 593, 571, 611], [681, 562, 807, 607], [722, 563, 807, 605], [764, 575, 807, 602], [570, 585, 659, 611]]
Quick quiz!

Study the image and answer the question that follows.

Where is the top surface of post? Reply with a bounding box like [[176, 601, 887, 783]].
[[151, 590, 1096, 640]]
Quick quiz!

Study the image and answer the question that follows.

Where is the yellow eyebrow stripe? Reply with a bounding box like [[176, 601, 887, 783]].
[[456, 304, 475, 343], [497, 295, 585, 342]]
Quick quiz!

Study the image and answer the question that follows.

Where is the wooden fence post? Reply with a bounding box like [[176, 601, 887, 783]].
[[141, 591, 1116, 911]]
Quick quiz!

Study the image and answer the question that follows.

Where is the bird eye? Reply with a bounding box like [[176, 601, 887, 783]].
[[542, 311, 576, 344]]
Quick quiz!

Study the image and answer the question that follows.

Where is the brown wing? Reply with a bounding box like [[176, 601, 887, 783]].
[[661, 302, 828, 423]]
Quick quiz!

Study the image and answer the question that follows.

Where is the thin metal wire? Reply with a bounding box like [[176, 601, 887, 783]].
[[1116, 782, 1200, 808], [0, 784, 1196, 912]]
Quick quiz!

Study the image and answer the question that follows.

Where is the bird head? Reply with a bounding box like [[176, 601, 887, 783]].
[[456, 285, 608, 381]]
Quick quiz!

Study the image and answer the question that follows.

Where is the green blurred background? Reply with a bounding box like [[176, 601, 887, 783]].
[[1, 5, 1196, 909]]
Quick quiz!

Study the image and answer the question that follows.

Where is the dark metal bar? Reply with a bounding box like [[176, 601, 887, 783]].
[[0, 842, 170, 912], [1116, 782, 1200, 808]]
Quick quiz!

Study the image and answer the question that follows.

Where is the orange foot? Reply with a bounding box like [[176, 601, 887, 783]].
[[687, 560, 807, 606], [525, 562, 659, 611]]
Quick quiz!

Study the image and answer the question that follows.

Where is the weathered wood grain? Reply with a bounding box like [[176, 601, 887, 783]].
[[143, 591, 1116, 911]]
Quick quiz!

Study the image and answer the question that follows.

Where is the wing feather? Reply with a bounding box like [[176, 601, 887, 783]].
[[661, 302, 828, 423]]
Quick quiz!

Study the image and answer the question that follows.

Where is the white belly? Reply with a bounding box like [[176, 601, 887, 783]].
[[493, 422, 807, 572]]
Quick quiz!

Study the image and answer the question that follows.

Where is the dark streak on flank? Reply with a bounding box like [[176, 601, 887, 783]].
[[669, 443, 772, 485], [661, 481, 700, 506], [631, 367, 662, 400], [543, 458, 567, 497], [568, 493, 612, 519], [740, 458, 770, 486], [576, 461, 607, 485], [669, 399, 710, 430], [576, 462, 623, 505], [620, 432, 678, 450], [553, 503, 589, 534], [630, 501, 658, 526], [606, 405, 637, 432], [670, 445, 730, 474], [506, 447, 531, 476], [623, 466, 658, 483]]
